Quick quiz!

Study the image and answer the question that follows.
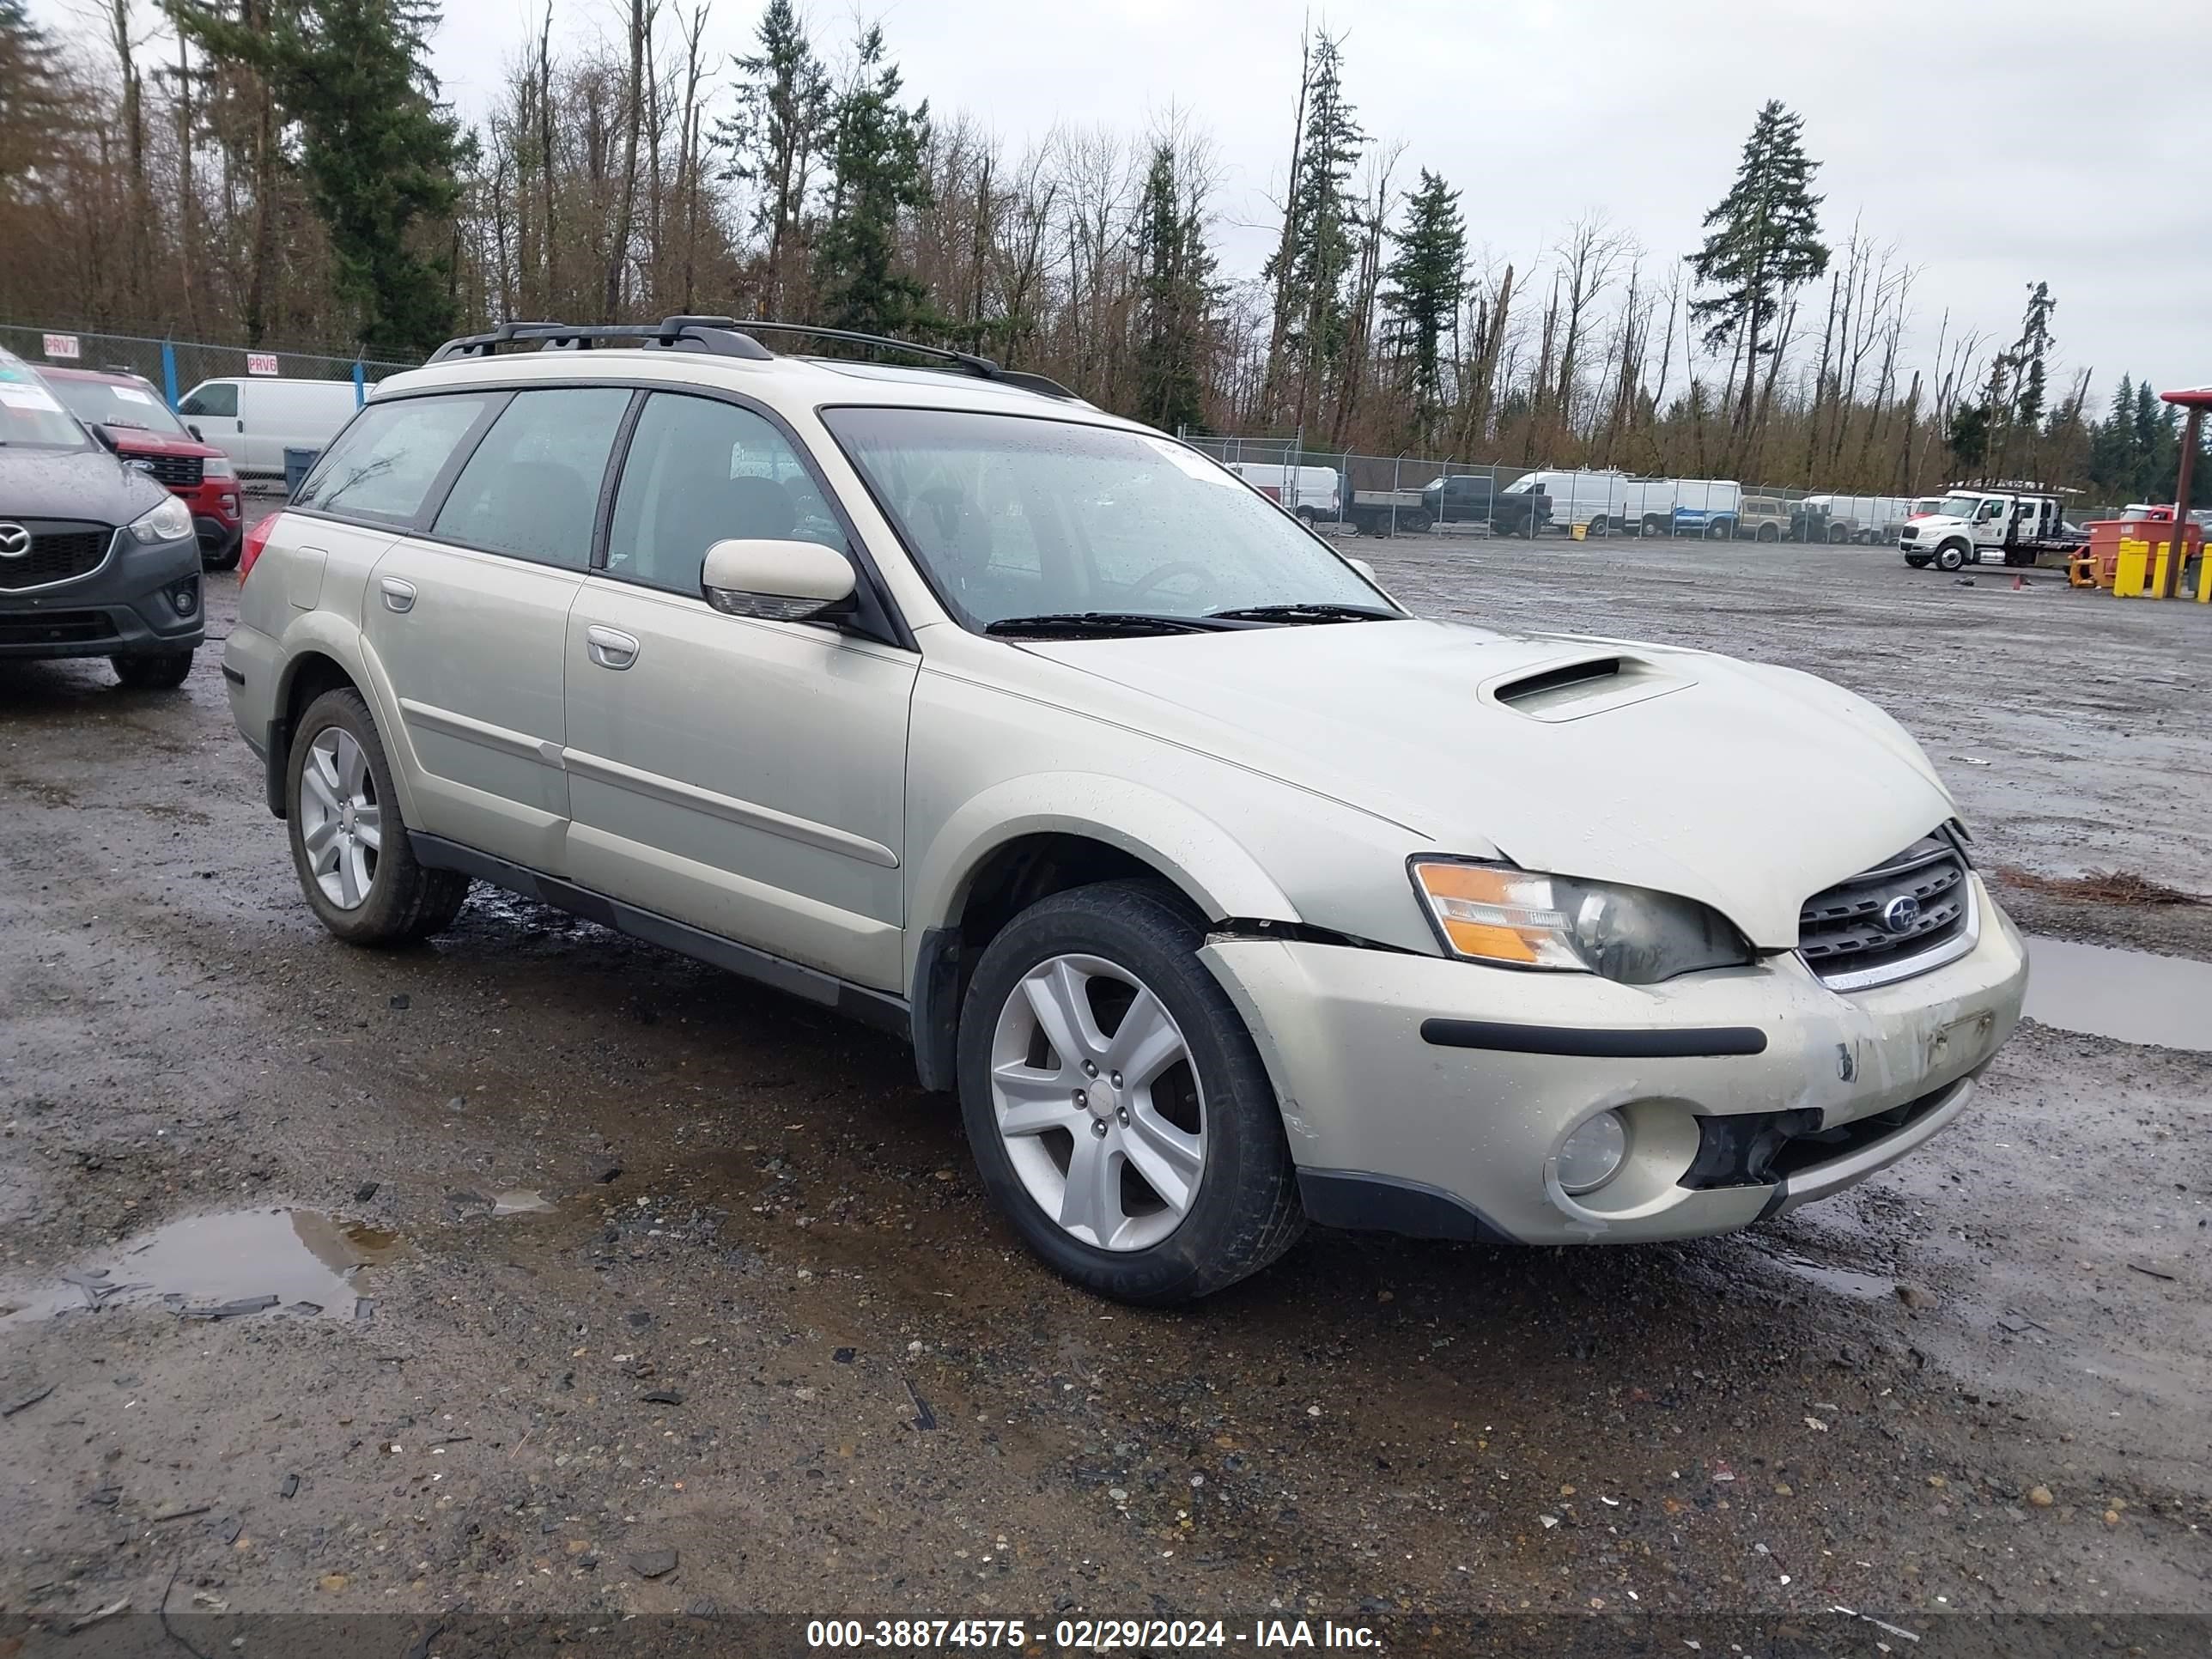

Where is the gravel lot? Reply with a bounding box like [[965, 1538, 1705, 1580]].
[[2, 532, 2208, 1653]]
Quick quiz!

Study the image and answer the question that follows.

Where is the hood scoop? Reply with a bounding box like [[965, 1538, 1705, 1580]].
[[1485, 651, 1692, 722]]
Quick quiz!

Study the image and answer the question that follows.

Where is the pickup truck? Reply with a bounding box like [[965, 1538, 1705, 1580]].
[[1415, 473, 1549, 537]]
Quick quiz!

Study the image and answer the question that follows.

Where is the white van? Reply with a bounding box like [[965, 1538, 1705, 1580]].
[[178, 377, 370, 478], [1504, 469, 1626, 535], [1227, 461, 1342, 522], [1804, 493, 1915, 544]]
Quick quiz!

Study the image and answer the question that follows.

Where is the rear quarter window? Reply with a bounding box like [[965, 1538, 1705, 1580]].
[[293, 395, 495, 526]]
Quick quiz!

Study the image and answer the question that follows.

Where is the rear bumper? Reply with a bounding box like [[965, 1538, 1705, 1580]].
[[1200, 875, 2028, 1246], [0, 533, 205, 660]]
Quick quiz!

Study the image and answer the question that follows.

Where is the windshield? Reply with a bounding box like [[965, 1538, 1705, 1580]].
[[0, 358, 90, 449], [1936, 494, 1984, 518], [46, 376, 189, 437], [821, 407, 1395, 630]]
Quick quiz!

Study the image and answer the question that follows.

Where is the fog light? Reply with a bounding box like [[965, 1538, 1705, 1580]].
[[1557, 1109, 1628, 1195], [171, 579, 199, 617]]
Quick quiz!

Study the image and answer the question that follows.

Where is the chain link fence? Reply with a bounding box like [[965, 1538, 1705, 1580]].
[[1, 322, 415, 416], [1176, 433, 2081, 545]]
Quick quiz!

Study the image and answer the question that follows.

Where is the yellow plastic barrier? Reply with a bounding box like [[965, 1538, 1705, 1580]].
[[2114, 539, 2172, 599], [1570, 522, 1587, 542]]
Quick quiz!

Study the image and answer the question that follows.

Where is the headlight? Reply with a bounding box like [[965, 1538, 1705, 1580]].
[[127, 495, 195, 544], [203, 454, 235, 479], [1409, 859, 1754, 984]]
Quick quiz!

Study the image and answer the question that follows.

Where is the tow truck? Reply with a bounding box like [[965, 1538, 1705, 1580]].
[[1899, 480, 2087, 571]]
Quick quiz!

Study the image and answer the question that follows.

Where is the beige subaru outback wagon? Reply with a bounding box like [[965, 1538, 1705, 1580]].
[[224, 318, 2027, 1304]]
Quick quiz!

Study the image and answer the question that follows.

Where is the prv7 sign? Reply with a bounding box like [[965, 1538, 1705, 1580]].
[[42, 333, 81, 360]]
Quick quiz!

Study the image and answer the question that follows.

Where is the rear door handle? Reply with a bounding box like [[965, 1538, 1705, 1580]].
[[380, 576, 416, 613], [586, 625, 640, 670]]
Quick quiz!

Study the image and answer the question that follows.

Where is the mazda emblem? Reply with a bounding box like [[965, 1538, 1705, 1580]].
[[0, 522, 29, 560], [1880, 895, 1922, 935]]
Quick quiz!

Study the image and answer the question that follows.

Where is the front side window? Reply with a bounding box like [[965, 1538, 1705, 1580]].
[[180, 383, 238, 419], [605, 392, 846, 595], [295, 395, 491, 525], [432, 387, 631, 570], [821, 407, 1393, 630]]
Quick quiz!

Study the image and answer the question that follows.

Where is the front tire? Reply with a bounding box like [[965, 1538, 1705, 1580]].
[[287, 688, 471, 945], [1905, 553, 1931, 568], [112, 650, 193, 690], [1935, 541, 1968, 572], [956, 880, 1304, 1304]]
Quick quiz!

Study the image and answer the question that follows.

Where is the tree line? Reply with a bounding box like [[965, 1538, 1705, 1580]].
[[2, 1, 2203, 501]]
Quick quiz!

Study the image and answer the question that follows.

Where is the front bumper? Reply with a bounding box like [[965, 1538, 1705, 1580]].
[[0, 532, 206, 660], [1200, 874, 2028, 1245]]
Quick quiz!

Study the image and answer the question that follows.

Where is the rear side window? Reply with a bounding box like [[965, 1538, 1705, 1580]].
[[180, 383, 237, 419], [605, 392, 845, 595], [295, 395, 491, 525], [432, 387, 631, 571]]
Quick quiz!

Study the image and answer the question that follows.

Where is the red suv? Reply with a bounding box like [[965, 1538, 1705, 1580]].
[[39, 367, 243, 568]]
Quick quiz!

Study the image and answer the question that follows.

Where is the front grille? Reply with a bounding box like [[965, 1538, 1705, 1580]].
[[1799, 834, 1969, 987], [0, 608, 118, 647], [0, 526, 113, 591], [138, 453, 204, 489]]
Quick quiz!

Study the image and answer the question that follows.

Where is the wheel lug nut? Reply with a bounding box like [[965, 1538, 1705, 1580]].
[[1117, 1108, 1129, 1124], [1109, 1072, 1122, 1089], [1083, 1060, 1097, 1078], [1091, 1120, 1108, 1138]]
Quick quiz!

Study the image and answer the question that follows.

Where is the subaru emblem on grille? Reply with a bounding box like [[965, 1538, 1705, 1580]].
[[0, 523, 28, 559], [1880, 895, 1922, 934]]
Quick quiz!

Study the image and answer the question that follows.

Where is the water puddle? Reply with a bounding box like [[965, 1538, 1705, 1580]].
[[1763, 1253, 1897, 1302], [2023, 936, 2212, 1053], [2, 1207, 398, 1326]]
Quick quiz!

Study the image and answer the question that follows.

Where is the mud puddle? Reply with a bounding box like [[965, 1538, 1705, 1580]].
[[2, 1207, 398, 1325], [2023, 934, 2212, 1051]]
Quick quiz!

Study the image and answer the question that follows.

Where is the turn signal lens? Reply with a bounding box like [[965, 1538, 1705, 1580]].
[[1408, 861, 1582, 970]]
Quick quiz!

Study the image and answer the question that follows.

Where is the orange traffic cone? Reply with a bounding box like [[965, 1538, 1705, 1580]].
[[2011, 574, 2025, 591]]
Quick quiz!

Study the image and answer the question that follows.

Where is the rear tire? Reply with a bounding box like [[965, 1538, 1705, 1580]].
[[1585, 516, 1609, 538], [287, 688, 471, 945], [112, 650, 193, 690], [956, 880, 1304, 1305], [1756, 522, 1779, 544]]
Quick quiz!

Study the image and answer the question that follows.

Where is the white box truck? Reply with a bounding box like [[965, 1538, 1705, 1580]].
[[1226, 461, 1342, 524]]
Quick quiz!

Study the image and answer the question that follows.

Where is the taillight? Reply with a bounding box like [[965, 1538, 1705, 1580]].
[[238, 513, 280, 583]]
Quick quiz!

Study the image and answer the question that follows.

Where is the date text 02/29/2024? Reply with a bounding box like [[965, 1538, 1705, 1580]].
[[803, 1618, 1382, 1650]]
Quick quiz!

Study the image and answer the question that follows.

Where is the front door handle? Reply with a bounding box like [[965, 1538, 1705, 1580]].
[[380, 576, 416, 613], [586, 625, 640, 670]]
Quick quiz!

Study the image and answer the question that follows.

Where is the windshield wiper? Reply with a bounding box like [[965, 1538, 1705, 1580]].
[[1206, 602, 1400, 624], [983, 611, 1231, 639]]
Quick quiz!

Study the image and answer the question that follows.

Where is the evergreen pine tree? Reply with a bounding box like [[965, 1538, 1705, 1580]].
[[715, 0, 831, 309], [1379, 168, 1465, 436], [1687, 100, 1829, 437], [173, 0, 469, 352], [1132, 140, 1214, 434], [1261, 31, 1364, 430], [0, 0, 71, 201], [811, 25, 933, 337]]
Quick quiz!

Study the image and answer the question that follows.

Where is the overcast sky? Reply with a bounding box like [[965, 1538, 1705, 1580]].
[[37, 0, 2212, 402]]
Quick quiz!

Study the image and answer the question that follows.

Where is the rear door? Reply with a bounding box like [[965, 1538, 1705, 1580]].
[[562, 390, 918, 990], [355, 386, 634, 874]]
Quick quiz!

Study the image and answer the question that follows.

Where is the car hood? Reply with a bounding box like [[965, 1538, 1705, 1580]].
[[1906, 514, 1969, 532], [0, 445, 170, 525], [1018, 619, 1956, 947], [103, 425, 221, 460]]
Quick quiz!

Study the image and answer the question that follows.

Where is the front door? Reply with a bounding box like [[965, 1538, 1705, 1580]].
[[358, 386, 632, 873], [562, 390, 917, 992]]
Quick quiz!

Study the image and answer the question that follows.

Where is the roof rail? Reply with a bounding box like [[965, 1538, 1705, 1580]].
[[724, 320, 1079, 401], [426, 316, 773, 363], [424, 314, 1081, 401]]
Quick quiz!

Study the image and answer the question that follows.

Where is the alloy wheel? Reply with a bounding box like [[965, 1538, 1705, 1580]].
[[988, 953, 1206, 1251], [299, 727, 380, 909]]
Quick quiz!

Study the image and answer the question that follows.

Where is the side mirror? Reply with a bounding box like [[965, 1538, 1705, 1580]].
[[1347, 556, 1379, 583], [702, 538, 858, 623], [88, 424, 118, 453], [186, 422, 203, 441]]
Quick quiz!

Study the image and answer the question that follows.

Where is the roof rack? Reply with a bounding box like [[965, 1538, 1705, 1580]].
[[427, 316, 773, 363], [731, 320, 1079, 401], [424, 314, 1081, 401]]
